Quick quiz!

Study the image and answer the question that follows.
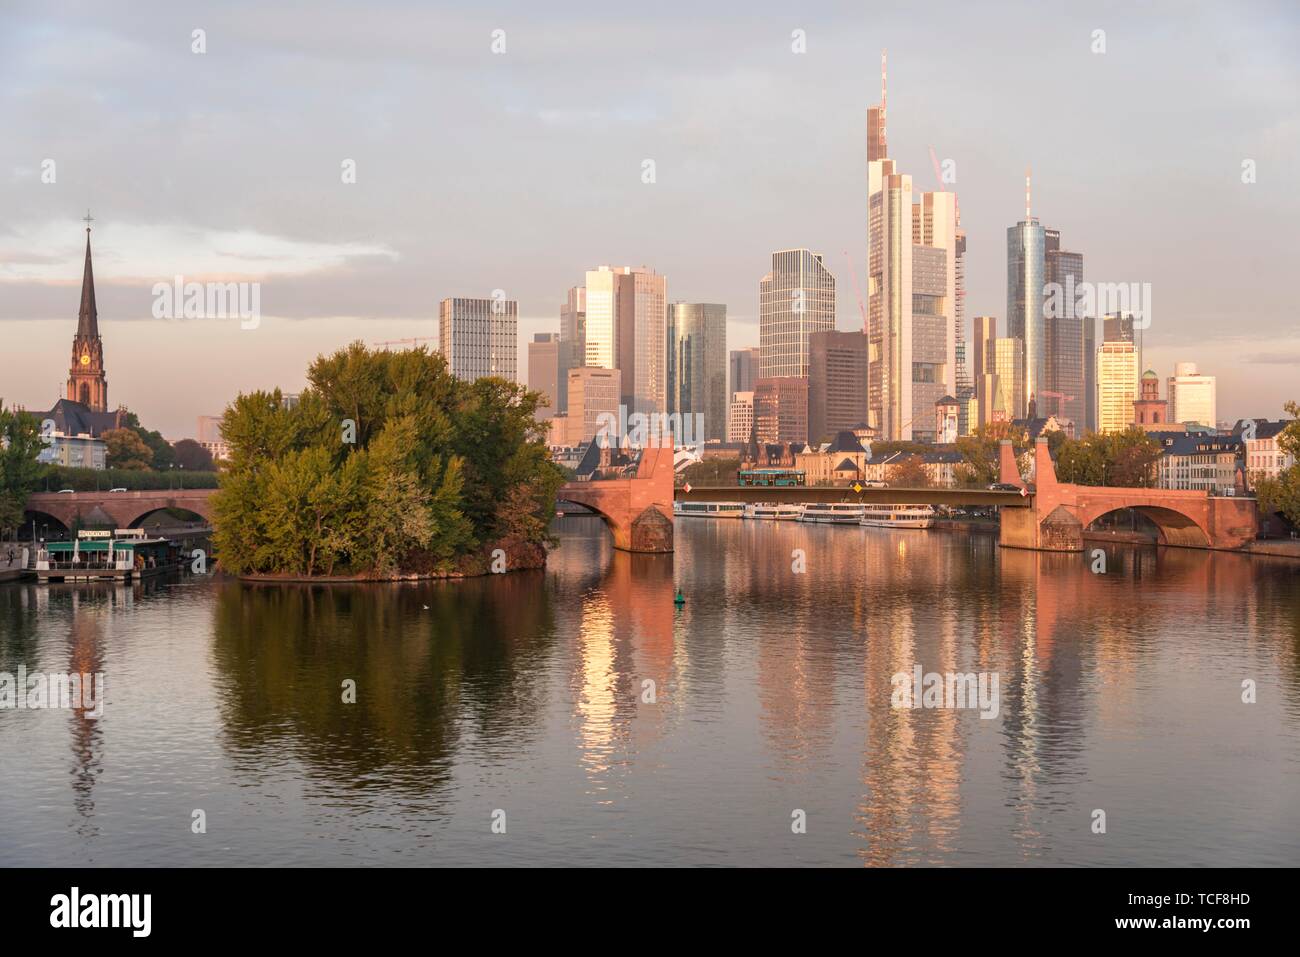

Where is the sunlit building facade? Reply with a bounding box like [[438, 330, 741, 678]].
[[1097, 339, 1138, 433], [759, 249, 835, 380]]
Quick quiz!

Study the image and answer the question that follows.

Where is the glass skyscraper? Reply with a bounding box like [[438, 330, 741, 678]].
[[668, 302, 727, 442], [1007, 219, 1046, 417]]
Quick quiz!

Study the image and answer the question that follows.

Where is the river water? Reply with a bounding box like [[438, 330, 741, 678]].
[[1, 516, 1298, 866]]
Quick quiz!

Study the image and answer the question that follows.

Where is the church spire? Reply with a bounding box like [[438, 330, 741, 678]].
[[77, 213, 98, 338]]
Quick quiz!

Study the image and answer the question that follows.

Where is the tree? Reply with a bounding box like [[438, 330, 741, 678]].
[[0, 402, 45, 538], [1254, 401, 1300, 529], [211, 343, 560, 578], [173, 438, 215, 471], [953, 422, 1030, 487], [681, 457, 740, 486], [121, 410, 175, 469], [1055, 427, 1162, 487], [102, 427, 154, 470], [888, 454, 932, 488]]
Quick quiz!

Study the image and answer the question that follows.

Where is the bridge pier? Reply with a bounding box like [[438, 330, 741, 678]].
[[557, 445, 675, 553]]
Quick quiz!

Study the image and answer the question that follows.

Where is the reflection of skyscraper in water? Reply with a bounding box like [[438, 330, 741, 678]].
[[570, 550, 675, 798], [854, 532, 967, 865]]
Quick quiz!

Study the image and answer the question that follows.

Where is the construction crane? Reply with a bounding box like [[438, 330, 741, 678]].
[[374, 337, 435, 351]]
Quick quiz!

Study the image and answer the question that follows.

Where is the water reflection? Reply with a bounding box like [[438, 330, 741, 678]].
[[0, 519, 1298, 866]]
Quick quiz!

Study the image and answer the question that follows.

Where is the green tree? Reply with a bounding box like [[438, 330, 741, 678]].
[[0, 402, 45, 538], [173, 438, 215, 471], [1055, 427, 1162, 487], [1254, 401, 1300, 529], [211, 343, 559, 578], [102, 427, 154, 470]]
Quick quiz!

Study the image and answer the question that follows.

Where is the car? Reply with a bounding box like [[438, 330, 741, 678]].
[[57, 488, 75, 494], [987, 482, 1022, 492], [108, 487, 128, 493]]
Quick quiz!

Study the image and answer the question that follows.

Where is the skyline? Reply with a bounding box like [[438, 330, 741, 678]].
[[3, 1, 1298, 437]]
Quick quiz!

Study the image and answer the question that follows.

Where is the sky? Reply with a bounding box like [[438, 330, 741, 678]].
[[2, 0, 1298, 438]]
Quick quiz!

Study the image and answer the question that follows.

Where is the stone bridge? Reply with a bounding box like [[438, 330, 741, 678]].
[[997, 438, 1257, 551], [556, 445, 675, 552], [25, 488, 215, 533]]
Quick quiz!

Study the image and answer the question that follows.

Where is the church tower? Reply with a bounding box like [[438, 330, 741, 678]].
[[67, 218, 108, 412]]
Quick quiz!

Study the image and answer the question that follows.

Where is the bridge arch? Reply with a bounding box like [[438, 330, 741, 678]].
[[1079, 504, 1211, 549], [125, 504, 212, 529], [20, 508, 72, 541]]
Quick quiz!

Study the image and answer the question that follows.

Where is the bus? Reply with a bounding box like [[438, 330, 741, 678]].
[[737, 468, 805, 487]]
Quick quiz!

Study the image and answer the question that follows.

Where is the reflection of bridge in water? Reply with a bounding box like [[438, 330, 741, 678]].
[[558, 437, 1259, 554]]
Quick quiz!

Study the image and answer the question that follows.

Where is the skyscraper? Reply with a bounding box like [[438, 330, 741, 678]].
[[991, 337, 1025, 422], [438, 296, 517, 382], [729, 347, 760, 400], [584, 265, 667, 416], [1006, 170, 1046, 418], [753, 377, 808, 445], [866, 58, 957, 441], [67, 224, 108, 412], [971, 315, 998, 428], [759, 249, 835, 379], [1043, 228, 1086, 427], [808, 330, 869, 444], [728, 391, 754, 444], [1097, 339, 1138, 432], [1167, 362, 1217, 427], [566, 367, 621, 446], [527, 333, 559, 420], [668, 302, 727, 442], [556, 285, 586, 414], [1083, 319, 1097, 433]]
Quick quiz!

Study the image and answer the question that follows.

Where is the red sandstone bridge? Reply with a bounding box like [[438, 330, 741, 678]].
[[25, 488, 215, 535], [559, 437, 1257, 554], [26, 442, 1257, 556]]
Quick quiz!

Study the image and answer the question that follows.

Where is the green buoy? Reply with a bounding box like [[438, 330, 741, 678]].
[[674, 589, 685, 606]]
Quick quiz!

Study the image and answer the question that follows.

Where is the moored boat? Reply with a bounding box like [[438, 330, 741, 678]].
[[742, 503, 804, 521], [673, 501, 745, 519], [860, 504, 936, 529], [799, 503, 866, 524], [36, 529, 184, 582]]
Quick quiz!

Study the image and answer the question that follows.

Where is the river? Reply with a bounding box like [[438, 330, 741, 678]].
[[1, 516, 1298, 866]]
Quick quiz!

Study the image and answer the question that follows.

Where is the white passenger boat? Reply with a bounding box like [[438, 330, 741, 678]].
[[742, 503, 804, 521], [674, 501, 745, 519], [860, 504, 936, 529], [799, 503, 866, 524]]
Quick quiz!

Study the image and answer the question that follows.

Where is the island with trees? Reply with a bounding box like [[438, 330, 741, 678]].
[[211, 342, 564, 580]]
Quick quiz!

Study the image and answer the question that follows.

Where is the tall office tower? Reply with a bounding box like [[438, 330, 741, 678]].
[[566, 367, 622, 446], [668, 302, 727, 442], [584, 265, 667, 416], [758, 249, 835, 380], [1083, 319, 1097, 432], [728, 391, 755, 443], [1097, 340, 1138, 432], [954, 340, 973, 437], [865, 59, 956, 441], [1043, 228, 1086, 427], [1167, 361, 1217, 427], [527, 333, 559, 420], [991, 337, 1025, 422], [971, 315, 998, 427], [556, 285, 586, 414], [438, 297, 518, 382], [1103, 312, 1143, 376], [808, 330, 869, 444], [1007, 170, 1046, 418], [753, 376, 808, 444], [729, 346, 760, 400]]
